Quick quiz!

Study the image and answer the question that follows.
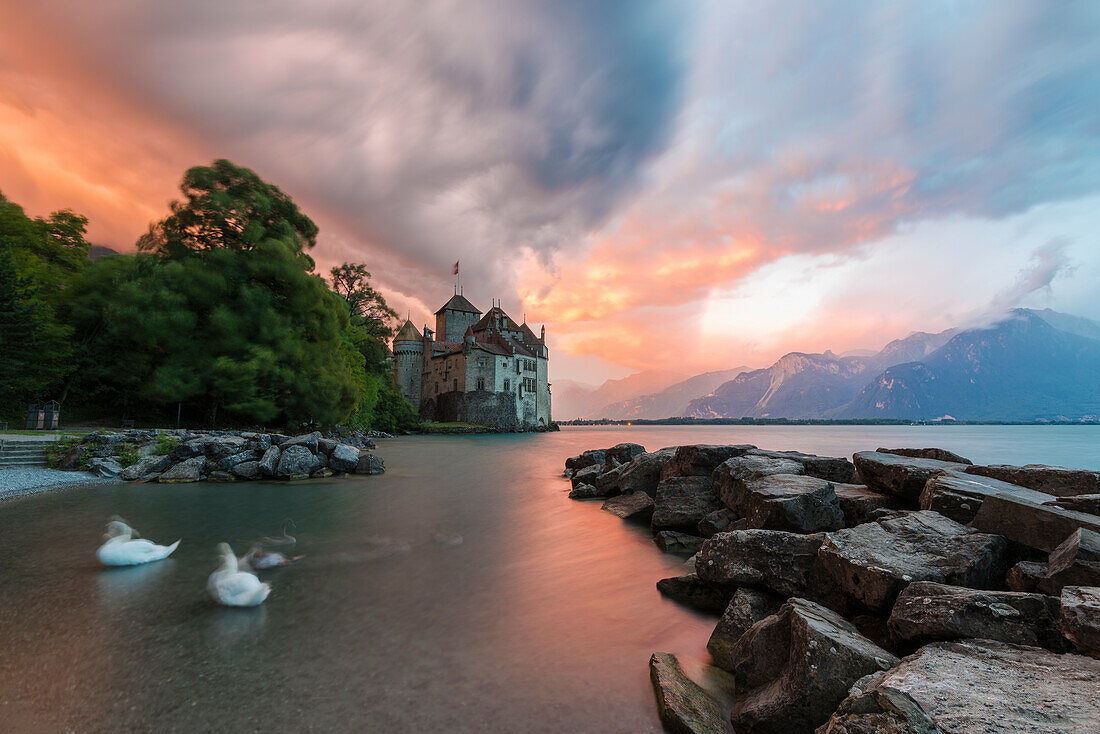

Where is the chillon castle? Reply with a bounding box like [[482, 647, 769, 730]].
[[392, 293, 551, 430]]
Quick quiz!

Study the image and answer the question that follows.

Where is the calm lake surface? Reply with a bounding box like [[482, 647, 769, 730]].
[[2, 424, 1098, 731]]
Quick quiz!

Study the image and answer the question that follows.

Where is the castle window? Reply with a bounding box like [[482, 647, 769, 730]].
[[453, 379, 458, 392], [477, 378, 485, 390], [504, 379, 510, 391]]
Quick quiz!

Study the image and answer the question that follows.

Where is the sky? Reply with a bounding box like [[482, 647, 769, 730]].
[[2, 1, 1099, 385]]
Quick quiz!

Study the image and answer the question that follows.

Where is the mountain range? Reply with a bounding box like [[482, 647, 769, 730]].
[[555, 309, 1100, 422]]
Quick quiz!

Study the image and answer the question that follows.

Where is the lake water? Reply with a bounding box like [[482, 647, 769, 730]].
[[2, 424, 1098, 731]]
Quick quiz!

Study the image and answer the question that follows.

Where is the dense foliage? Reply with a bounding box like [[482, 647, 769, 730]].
[[0, 161, 417, 431]]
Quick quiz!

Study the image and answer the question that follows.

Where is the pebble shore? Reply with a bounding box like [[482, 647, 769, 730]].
[[0, 468, 114, 502]]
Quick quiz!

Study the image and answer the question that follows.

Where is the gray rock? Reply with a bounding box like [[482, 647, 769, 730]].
[[328, 443, 360, 472], [652, 476, 724, 534], [877, 447, 972, 464], [605, 442, 646, 464], [203, 436, 248, 461], [818, 511, 1009, 614], [712, 455, 805, 512], [258, 446, 280, 477], [1048, 493, 1100, 514], [568, 483, 603, 500], [317, 437, 337, 455], [601, 491, 655, 520], [619, 448, 678, 496], [656, 573, 736, 615], [355, 450, 385, 475], [655, 531, 705, 554], [833, 483, 904, 527], [918, 468, 1055, 524], [698, 508, 740, 537], [207, 470, 235, 482], [747, 449, 857, 483], [169, 439, 206, 461], [697, 530, 836, 605], [570, 464, 601, 489], [649, 652, 732, 734], [217, 449, 261, 470], [969, 492, 1100, 552], [594, 461, 626, 496], [1005, 560, 1048, 593], [707, 588, 784, 672], [818, 670, 942, 734], [662, 444, 756, 479], [852, 451, 968, 503], [965, 463, 1100, 497], [118, 454, 171, 480], [281, 430, 321, 453], [565, 448, 606, 472], [737, 474, 845, 533], [729, 598, 898, 734], [820, 639, 1100, 734], [1060, 586, 1100, 659], [276, 445, 318, 477], [230, 460, 261, 479], [1041, 528, 1100, 593], [87, 457, 123, 478], [888, 581, 1066, 651], [158, 455, 207, 483]]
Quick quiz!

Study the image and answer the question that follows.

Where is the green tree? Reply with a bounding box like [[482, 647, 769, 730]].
[[329, 262, 398, 341]]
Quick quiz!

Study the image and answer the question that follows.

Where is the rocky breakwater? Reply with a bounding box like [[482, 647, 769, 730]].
[[52, 428, 385, 483], [563, 444, 1100, 733]]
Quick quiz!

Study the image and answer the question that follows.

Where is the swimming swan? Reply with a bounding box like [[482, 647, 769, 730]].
[[208, 543, 271, 607], [96, 519, 179, 567], [239, 545, 303, 571]]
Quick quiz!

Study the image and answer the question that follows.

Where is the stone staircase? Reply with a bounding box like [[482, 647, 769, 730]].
[[0, 437, 57, 469]]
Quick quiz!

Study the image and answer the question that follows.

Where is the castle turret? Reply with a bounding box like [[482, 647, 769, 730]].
[[392, 318, 424, 407], [435, 293, 482, 343]]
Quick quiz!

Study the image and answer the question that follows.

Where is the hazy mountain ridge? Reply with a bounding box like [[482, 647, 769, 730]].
[[592, 367, 751, 420], [552, 370, 688, 420]]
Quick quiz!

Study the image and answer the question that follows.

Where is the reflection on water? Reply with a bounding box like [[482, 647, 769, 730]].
[[1, 424, 1097, 731]]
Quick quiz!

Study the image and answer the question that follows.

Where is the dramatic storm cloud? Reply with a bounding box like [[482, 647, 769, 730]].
[[2, 1, 1099, 381]]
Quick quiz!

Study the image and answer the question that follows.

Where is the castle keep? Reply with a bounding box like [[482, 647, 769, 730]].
[[393, 293, 551, 430]]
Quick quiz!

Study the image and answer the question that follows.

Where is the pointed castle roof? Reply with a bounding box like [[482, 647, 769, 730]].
[[434, 293, 481, 315], [394, 318, 423, 341]]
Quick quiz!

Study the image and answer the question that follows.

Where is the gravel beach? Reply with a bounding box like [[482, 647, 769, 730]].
[[0, 468, 114, 502]]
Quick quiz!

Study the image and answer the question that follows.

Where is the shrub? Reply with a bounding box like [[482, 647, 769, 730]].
[[153, 432, 179, 456], [117, 442, 140, 468]]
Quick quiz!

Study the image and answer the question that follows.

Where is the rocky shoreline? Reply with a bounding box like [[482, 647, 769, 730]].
[[564, 443, 1100, 733], [50, 428, 385, 482]]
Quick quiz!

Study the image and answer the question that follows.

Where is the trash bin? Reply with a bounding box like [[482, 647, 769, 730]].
[[26, 403, 44, 430], [44, 400, 60, 430]]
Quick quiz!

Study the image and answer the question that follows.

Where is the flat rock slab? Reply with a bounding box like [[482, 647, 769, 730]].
[[619, 448, 679, 496], [649, 652, 732, 734], [157, 455, 206, 483], [655, 531, 705, 554], [823, 639, 1100, 733], [888, 581, 1065, 651], [662, 444, 756, 479], [605, 442, 646, 464], [600, 491, 655, 520], [819, 510, 1008, 613], [747, 449, 856, 483], [652, 476, 723, 534], [853, 451, 968, 503], [833, 483, 904, 526], [965, 463, 1100, 497], [713, 455, 805, 512], [739, 474, 845, 533], [1048, 493, 1100, 514], [969, 493, 1100, 552], [877, 447, 973, 464], [730, 598, 897, 734], [919, 468, 1056, 524], [707, 588, 783, 672], [656, 573, 735, 615], [1059, 586, 1100, 659]]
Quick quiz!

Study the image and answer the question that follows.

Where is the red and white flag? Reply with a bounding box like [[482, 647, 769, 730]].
[[453, 260, 460, 275]]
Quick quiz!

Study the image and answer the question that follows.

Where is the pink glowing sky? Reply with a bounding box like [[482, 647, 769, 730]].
[[3, 2, 1099, 383]]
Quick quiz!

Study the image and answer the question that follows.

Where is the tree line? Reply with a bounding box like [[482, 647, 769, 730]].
[[0, 159, 418, 432]]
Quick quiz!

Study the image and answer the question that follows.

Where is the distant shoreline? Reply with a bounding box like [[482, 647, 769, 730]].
[[558, 418, 1099, 427]]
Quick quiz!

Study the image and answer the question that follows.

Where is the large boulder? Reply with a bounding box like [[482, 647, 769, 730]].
[[697, 530, 836, 605], [87, 457, 123, 478], [601, 491, 654, 520], [217, 449, 261, 470], [328, 443, 360, 473], [276, 445, 319, 477], [747, 449, 857, 483], [355, 450, 385, 475], [258, 446, 280, 477], [565, 448, 606, 472], [877, 447, 972, 464], [118, 454, 171, 481], [662, 444, 756, 479], [605, 442, 646, 464], [281, 430, 321, 453], [698, 508, 741, 537], [656, 574, 736, 615], [965, 463, 1100, 497], [169, 439, 205, 461], [852, 451, 968, 503], [728, 598, 897, 734], [1041, 528, 1100, 592], [832, 484, 904, 527], [203, 435, 248, 461], [648, 652, 732, 734], [594, 462, 627, 496], [735, 474, 845, 533], [818, 511, 1009, 614], [619, 448, 678, 496], [570, 464, 601, 489], [819, 639, 1100, 734], [969, 493, 1100, 552], [887, 581, 1065, 651], [652, 476, 723, 534], [919, 468, 1055, 524], [158, 455, 207, 483], [707, 588, 783, 672], [230, 460, 261, 479], [1059, 586, 1100, 659], [712, 455, 804, 512]]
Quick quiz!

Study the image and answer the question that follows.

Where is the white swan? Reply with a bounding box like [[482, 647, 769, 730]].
[[239, 545, 303, 571], [96, 519, 180, 567], [208, 543, 271, 607]]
